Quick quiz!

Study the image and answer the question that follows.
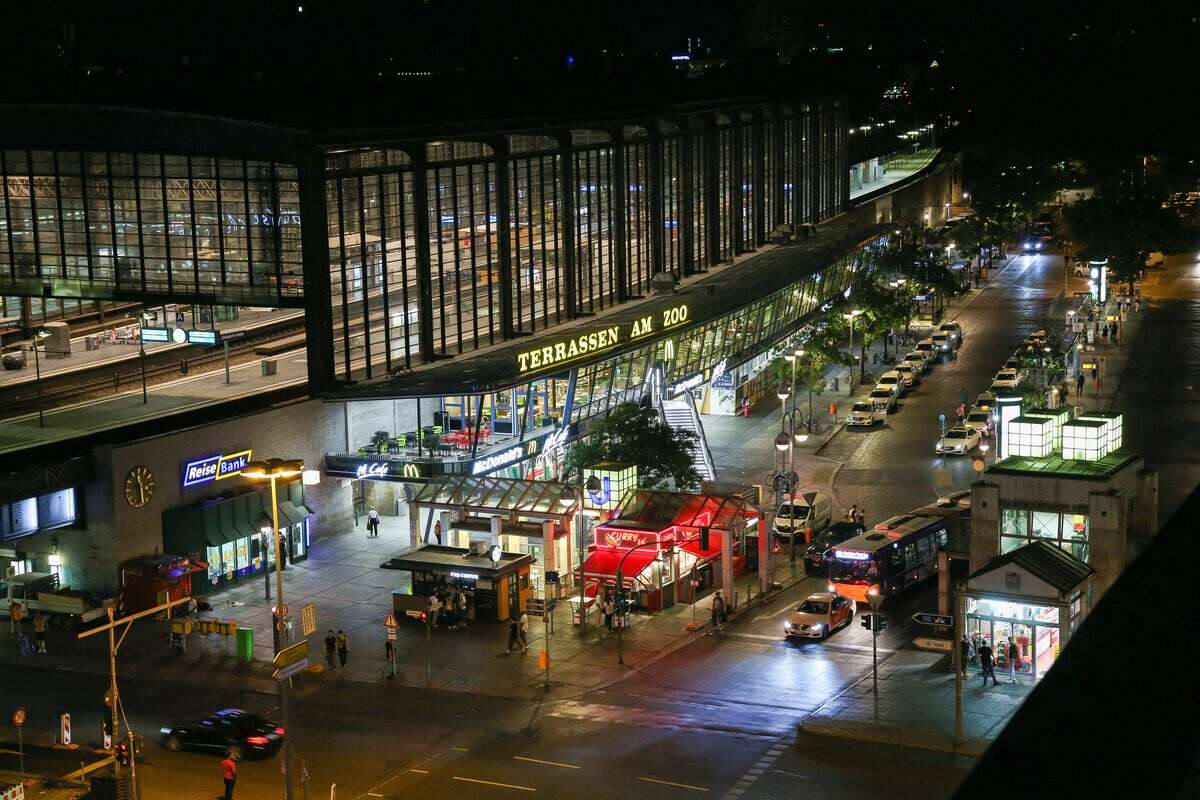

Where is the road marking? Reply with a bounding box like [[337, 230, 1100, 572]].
[[367, 793, 385, 797], [452, 776, 536, 792], [639, 776, 710, 792], [513, 755, 580, 769], [452, 746, 469, 752], [409, 769, 430, 774]]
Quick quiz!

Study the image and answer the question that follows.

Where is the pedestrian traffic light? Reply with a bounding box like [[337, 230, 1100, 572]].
[[861, 613, 872, 630], [875, 614, 889, 633], [699, 526, 710, 551]]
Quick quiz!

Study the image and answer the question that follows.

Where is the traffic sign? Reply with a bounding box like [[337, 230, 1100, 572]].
[[273, 660, 308, 682], [300, 603, 317, 636], [12, 707, 25, 727], [60, 713, 71, 745], [273, 639, 309, 669], [912, 612, 953, 627], [404, 610, 425, 620], [275, 602, 290, 619], [384, 610, 399, 628], [387, 629, 397, 641]]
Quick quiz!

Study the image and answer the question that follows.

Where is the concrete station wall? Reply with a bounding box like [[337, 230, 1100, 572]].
[[61, 399, 354, 592]]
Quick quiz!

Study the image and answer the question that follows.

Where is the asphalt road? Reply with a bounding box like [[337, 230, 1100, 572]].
[[823, 251, 1072, 523]]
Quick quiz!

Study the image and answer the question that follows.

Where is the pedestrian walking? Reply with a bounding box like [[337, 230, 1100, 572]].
[[959, 387, 969, 407], [956, 403, 966, 424], [845, 504, 858, 523], [1101, 324, 1109, 343], [740, 397, 751, 418], [978, 641, 1000, 687], [32, 611, 48, 653], [1076, 372, 1085, 396], [854, 506, 865, 525], [221, 752, 238, 799], [336, 629, 349, 668], [1060, 380, 1069, 401], [1091, 365, 1098, 383], [519, 611, 529, 653], [1006, 636, 1020, 684], [1134, 298, 1140, 313], [366, 506, 380, 537], [603, 594, 615, 631], [457, 589, 468, 628], [433, 519, 442, 545], [505, 616, 519, 654], [958, 636, 972, 678], [710, 591, 725, 633], [324, 630, 337, 671]]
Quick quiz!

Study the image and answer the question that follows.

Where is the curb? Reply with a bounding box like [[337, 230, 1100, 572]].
[[797, 719, 989, 759]]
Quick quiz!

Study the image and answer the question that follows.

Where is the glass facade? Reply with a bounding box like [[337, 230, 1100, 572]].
[[0, 149, 303, 308], [323, 101, 849, 383], [1000, 507, 1090, 562]]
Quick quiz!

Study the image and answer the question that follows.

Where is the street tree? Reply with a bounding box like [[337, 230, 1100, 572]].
[[563, 402, 701, 491], [1064, 178, 1184, 291]]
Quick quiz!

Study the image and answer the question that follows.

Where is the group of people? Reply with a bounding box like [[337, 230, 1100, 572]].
[[505, 609, 529, 654], [429, 582, 470, 629], [960, 634, 1023, 687], [7, 604, 50, 655], [844, 505, 866, 524], [323, 629, 350, 671]]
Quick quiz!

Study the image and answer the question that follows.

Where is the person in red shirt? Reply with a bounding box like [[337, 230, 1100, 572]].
[[221, 752, 238, 799]]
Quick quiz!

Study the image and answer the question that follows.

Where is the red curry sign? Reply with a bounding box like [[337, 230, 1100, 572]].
[[600, 526, 675, 550]]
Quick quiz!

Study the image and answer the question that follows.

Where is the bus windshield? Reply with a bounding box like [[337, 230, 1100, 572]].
[[829, 553, 881, 583]]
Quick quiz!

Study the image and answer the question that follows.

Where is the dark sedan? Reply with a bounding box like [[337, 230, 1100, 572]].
[[160, 709, 284, 758], [802, 522, 865, 575]]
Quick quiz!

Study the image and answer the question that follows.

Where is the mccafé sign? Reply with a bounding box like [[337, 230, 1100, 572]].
[[516, 303, 690, 375]]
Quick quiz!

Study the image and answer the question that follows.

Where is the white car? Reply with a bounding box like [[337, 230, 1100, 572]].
[[847, 401, 885, 426], [875, 371, 905, 396], [901, 352, 929, 373], [992, 369, 1020, 389], [915, 339, 938, 361], [938, 321, 963, 343], [894, 364, 920, 387], [868, 388, 897, 413], [936, 426, 982, 455], [931, 332, 954, 353], [964, 409, 992, 435], [784, 592, 855, 640]]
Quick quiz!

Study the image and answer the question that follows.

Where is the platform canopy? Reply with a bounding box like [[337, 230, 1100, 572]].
[[410, 476, 579, 521], [607, 489, 756, 532]]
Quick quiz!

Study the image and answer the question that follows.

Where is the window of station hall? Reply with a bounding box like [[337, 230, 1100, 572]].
[[1000, 508, 1089, 562]]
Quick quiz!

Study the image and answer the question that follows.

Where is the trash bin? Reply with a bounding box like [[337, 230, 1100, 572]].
[[236, 627, 254, 662]]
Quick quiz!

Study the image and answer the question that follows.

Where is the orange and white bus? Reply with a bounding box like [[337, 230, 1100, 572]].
[[828, 513, 949, 603]]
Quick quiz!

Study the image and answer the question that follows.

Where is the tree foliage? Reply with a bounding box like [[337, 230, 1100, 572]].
[[1064, 178, 1184, 288], [563, 402, 701, 491]]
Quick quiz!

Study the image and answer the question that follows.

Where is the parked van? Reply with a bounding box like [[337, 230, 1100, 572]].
[[773, 492, 833, 539]]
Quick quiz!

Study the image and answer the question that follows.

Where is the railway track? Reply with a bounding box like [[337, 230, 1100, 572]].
[[0, 316, 307, 416]]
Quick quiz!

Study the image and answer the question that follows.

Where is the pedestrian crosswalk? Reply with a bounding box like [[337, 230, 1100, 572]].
[[546, 699, 795, 736]]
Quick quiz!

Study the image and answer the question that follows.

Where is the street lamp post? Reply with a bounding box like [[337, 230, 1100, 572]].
[[614, 539, 660, 666], [259, 525, 273, 601], [576, 474, 602, 631], [127, 311, 154, 404], [242, 458, 304, 800], [844, 309, 863, 386], [29, 329, 50, 427]]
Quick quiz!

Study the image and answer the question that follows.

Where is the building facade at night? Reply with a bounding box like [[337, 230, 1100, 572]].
[[0, 98, 957, 591]]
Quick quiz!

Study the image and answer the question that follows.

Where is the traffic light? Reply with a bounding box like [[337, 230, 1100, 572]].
[[861, 613, 873, 630], [699, 526, 710, 551], [874, 614, 889, 633]]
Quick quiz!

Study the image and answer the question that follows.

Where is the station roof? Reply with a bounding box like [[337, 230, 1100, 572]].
[[603, 489, 756, 532], [410, 476, 578, 519], [987, 448, 1140, 481], [968, 540, 1093, 594]]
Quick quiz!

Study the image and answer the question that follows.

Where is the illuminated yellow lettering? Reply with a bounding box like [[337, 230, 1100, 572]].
[[587, 332, 599, 350], [607, 326, 619, 345], [542, 346, 554, 365], [554, 342, 567, 362], [518, 352, 531, 372]]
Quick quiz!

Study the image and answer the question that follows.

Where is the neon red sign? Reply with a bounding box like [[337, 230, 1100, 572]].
[[599, 527, 675, 550]]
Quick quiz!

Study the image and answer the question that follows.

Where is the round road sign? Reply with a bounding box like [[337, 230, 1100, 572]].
[[275, 603, 289, 619], [972, 459, 985, 473], [13, 707, 26, 727]]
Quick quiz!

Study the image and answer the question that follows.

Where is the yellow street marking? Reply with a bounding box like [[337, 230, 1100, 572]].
[[513, 755, 580, 770], [638, 776, 710, 792], [367, 794, 385, 797], [452, 776, 536, 792], [452, 746, 469, 751], [409, 769, 430, 774]]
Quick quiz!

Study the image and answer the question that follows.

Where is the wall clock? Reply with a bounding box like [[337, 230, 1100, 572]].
[[125, 466, 155, 508]]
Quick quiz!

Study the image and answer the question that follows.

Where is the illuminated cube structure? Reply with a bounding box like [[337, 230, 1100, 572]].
[[1061, 419, 1108, 461], [1023, 406, 1071, 451], [1076, 412, 1123, 451], [1007, 416, 1055, 458], [582, 462, 638, 512]]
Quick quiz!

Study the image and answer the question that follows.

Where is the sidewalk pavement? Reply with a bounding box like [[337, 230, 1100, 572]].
[[0, 518, 813, 705], [798, 647, 1034, 757]]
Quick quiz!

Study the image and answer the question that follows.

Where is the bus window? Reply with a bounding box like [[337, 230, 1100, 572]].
[[917, 536, 932, 563], [903, 543, 919, 569]]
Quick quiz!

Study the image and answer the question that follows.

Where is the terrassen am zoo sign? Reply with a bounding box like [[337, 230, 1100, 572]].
[[516, 303, 690, 374]]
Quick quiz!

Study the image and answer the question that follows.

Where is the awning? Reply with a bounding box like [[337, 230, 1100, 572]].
[[275, 501, 313, 526], [578, 549, 659, 588]]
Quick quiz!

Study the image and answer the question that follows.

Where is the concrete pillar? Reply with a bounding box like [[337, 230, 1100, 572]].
[[969, 483, 1000, 573], [1133, 469, 1159, 542], [937, 551, 950, 616], [408, 509, 419, 551]]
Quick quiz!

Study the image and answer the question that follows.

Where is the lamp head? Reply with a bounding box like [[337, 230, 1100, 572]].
[[793, 431, 809, 444], [242, 458, 305, 480], [584, 475, 602, 493], [774, 432, 791, 451], [776, 384, 791, 401]]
